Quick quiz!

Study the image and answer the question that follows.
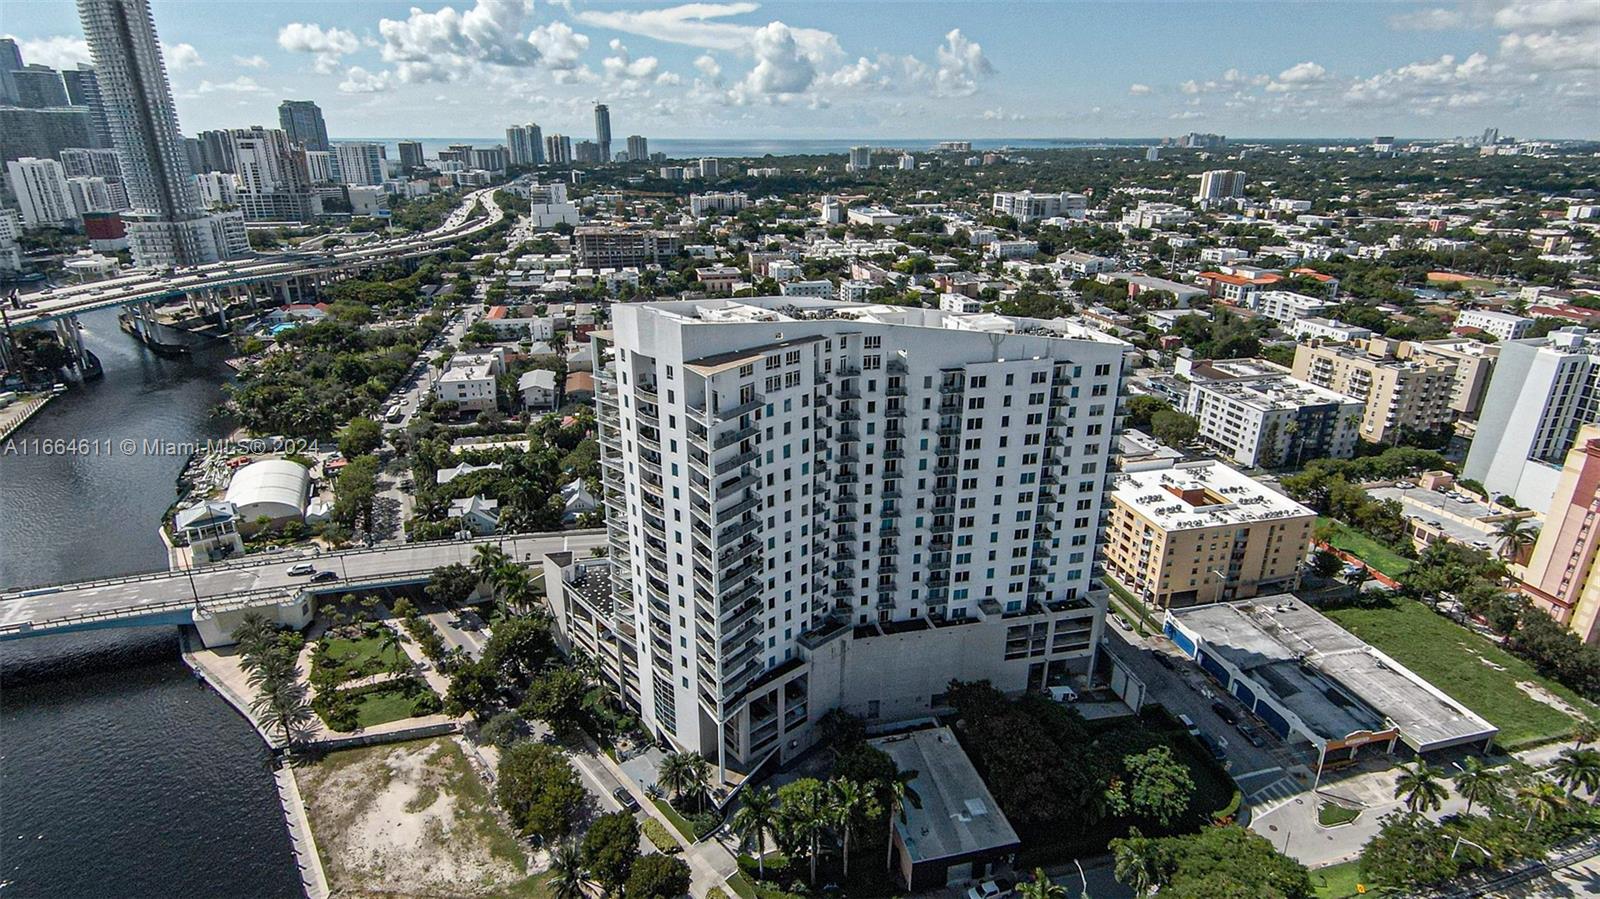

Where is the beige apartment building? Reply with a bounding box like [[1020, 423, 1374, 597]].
[[1105, 460, 1316, 609], [1292, 339, 1459, 443], [1398, 339, 1499, 422]]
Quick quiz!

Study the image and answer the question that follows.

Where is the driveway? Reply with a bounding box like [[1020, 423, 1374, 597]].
[[1102, 627, 1316, 812]]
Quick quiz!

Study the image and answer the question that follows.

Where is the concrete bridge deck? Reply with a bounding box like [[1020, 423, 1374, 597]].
[[6, 187, 504, 327], [0, 530, 604, 641]]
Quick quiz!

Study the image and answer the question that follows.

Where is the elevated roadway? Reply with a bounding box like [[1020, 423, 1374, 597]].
[[6, 187, 506, 328], [0, 529, 604, 642]]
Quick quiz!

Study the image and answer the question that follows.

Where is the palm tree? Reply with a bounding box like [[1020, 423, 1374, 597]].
[[473, 542, 509, 580], [1517, 780, 1568, 831], [829, 778, 865, 879], [1394, 759, 1448, 814], [1112, 829, 1162, 899], [1572, 719, 1600, 750], [685, 752, 714, 811], [1015, 868, 1068, 899], [1494, 516, 1538, 562], [251, 677, 317, 747], [782, 786, 830, 886], [547, 838, 589, 899], [1552, 748, 1600, 801], [884, 769, 923, 871], [730, 786, 779, 876], [1452, 756, 1503, 815]]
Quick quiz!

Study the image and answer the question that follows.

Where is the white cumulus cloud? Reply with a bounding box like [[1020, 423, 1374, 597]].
[[167, 42, 202, 70], [1128, 83, 1152, 95], [527, 21, 589, 69], [13, 35, 92, 69], [278, 23, 362, 74]]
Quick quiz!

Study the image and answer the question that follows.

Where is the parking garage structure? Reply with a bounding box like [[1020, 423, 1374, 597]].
[[1163, 594, 1498, 776]]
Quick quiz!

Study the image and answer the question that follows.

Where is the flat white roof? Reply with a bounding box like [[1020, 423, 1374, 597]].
[[869, 727, 1020, 863], [1111, 461, 1314, 531]]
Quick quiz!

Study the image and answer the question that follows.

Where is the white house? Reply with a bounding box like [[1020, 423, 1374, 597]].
[[449, 495, 501, 536], [519, 369, 559, 410]]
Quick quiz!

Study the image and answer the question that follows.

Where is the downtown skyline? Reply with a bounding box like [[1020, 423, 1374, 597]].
[[5, 0, 1599, 142]]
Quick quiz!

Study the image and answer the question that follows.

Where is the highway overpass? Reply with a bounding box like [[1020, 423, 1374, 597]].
[[0, 529, 605, 646], [5, 186, 506, 329]]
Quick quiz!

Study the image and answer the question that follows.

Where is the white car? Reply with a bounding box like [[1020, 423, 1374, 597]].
[[287, 562, 316, 576]]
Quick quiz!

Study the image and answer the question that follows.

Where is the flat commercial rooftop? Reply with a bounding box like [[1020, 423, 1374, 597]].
[[869, 727, 1019, 863], [1171, 595, 1498, 752], [1110, 460, 1315, 532]]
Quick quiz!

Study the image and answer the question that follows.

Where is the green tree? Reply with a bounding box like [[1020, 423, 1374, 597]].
[[427, 562, 482, 605], [883, 767, 923, 870], [776, 777, 831, 885], [337, 416, 383, 458], [495, 742, 586, 840], [1149, 409, 1199, 448], [332, 454, 381, 533], [623, 853, 691, 899], [1452, 756, 1503, 815], [829, 777, 872, 879], [1551, 748, 1600, 801], [549, 839, 591, 899], [1112, 746, 1195, 827], [1494, 516, 1539, 562], [730, 786, 779, 876], [444, 657, 501, 718], [483, 615, 559, 686], [1394, 759, 1448, 814], [1516, 781, 1567, 831], [1015, 868, 1068, 899], [582, 812, 641, 895], [1113, 826, 1312, 898], [522, 667, 589, 736], [1112, 828, 1163, 899]]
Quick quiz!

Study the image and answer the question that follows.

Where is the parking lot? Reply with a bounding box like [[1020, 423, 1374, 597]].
[[1103, 624, 1318, 813]]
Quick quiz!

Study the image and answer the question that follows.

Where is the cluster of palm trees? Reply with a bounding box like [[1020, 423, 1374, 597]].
[[233, 612, 317, 749], [1392, 743, 1600, 832], [728, 771, 920, 887], [656, 751, 714, 811], [472, 543, 540, 616]]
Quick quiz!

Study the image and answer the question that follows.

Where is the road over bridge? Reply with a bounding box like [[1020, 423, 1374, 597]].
[[5, 186, 505, 328], [0, 529, 604, 645]]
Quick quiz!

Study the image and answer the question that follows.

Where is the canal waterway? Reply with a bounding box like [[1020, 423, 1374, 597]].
[[0, 308, 303, 898]]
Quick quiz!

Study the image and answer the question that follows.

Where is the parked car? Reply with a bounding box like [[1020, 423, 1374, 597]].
[[1211, 701, 1239, 725], [612, 786, 640, 812], [965, 880, 1004, 899], [1235, 722, 1267, 748], [1178, 714, 1201, 737], [287, 562, 315, 576], [1198, 733, 1228, 761]]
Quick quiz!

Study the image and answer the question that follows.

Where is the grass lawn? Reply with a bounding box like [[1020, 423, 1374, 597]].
[[652, 798, 697, 842], [1324, 597, 1597, 748], [352, 683, 439, 729], [1317, 802, 1360, 827], [322, 632, 406, 679], [1317, 518, 1413, 578], [727, 873, 757, 899], [1310, 860, 1377, 899]]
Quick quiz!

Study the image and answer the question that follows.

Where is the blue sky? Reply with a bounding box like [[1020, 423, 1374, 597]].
[[7, 1, 1599, 139]]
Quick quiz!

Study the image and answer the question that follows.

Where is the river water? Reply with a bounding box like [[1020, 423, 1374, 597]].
[[0, 308, 302, 898]]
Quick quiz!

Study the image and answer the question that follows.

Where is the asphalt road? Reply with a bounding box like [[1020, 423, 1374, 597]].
[[0, 529, 603, 631]]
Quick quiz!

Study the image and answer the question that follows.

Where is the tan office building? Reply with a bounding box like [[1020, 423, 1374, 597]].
[[1105, 460, 1316, 609], [1292, 339, 1459, 443]]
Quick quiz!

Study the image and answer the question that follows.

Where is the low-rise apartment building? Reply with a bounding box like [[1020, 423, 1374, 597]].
[[1291, 339, 1459, 443], [1184, 360, 1363, 468], [1104, 460, 1315, 609], [1455, 308, 1533, 341]]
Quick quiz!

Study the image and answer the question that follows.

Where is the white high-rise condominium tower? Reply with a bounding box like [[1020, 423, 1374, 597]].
[[578, 297, 1128, 773], [1464, 327, 1600, 513], [1196, 169, 1246, 201], [507, 123, 544, 166], [6, 157, 76, 227], [78, 0, 236, 267]]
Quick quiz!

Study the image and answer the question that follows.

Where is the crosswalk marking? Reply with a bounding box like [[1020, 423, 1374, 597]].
[[1246, 776, 1304, 813]]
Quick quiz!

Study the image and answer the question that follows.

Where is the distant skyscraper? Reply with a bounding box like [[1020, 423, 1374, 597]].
[[847, 145, 871, 171], [6, 157, 76, 227], [61, 65, 111, 147], [397, 140, 425, 171], [626, 134, 648, 162], [195, 129, 236, 173], [232, 125, 317, 222], [544, 134, 572, 165], [506, 124, 544, 166], [697, 157, 719, 179], [278, 100, 330, 152], [0, 39, 20, 104], [78, 0, 232, 266], [1196, 169, 1246, 201], [59, 147, 123, 179], [334, 141, 385, 186], [11, 65, 70, 108], [593, 103, 612, 163], [574, 139, 600, 164]]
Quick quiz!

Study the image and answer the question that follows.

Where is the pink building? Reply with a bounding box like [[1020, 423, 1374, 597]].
[[1521, 424, 1600, 642]]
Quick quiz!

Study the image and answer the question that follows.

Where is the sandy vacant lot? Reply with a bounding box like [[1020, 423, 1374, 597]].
[[298, 737, 547, 898]]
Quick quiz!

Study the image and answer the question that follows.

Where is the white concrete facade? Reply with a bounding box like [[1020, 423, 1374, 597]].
[[588, 298, 1128, 772]]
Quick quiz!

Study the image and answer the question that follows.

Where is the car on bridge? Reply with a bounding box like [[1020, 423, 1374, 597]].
[[311, 570, 339, 583], [287, 562, 315, 576]]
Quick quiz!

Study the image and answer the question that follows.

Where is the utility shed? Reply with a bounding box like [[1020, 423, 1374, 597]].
[[869, 726, 1020, 891]]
